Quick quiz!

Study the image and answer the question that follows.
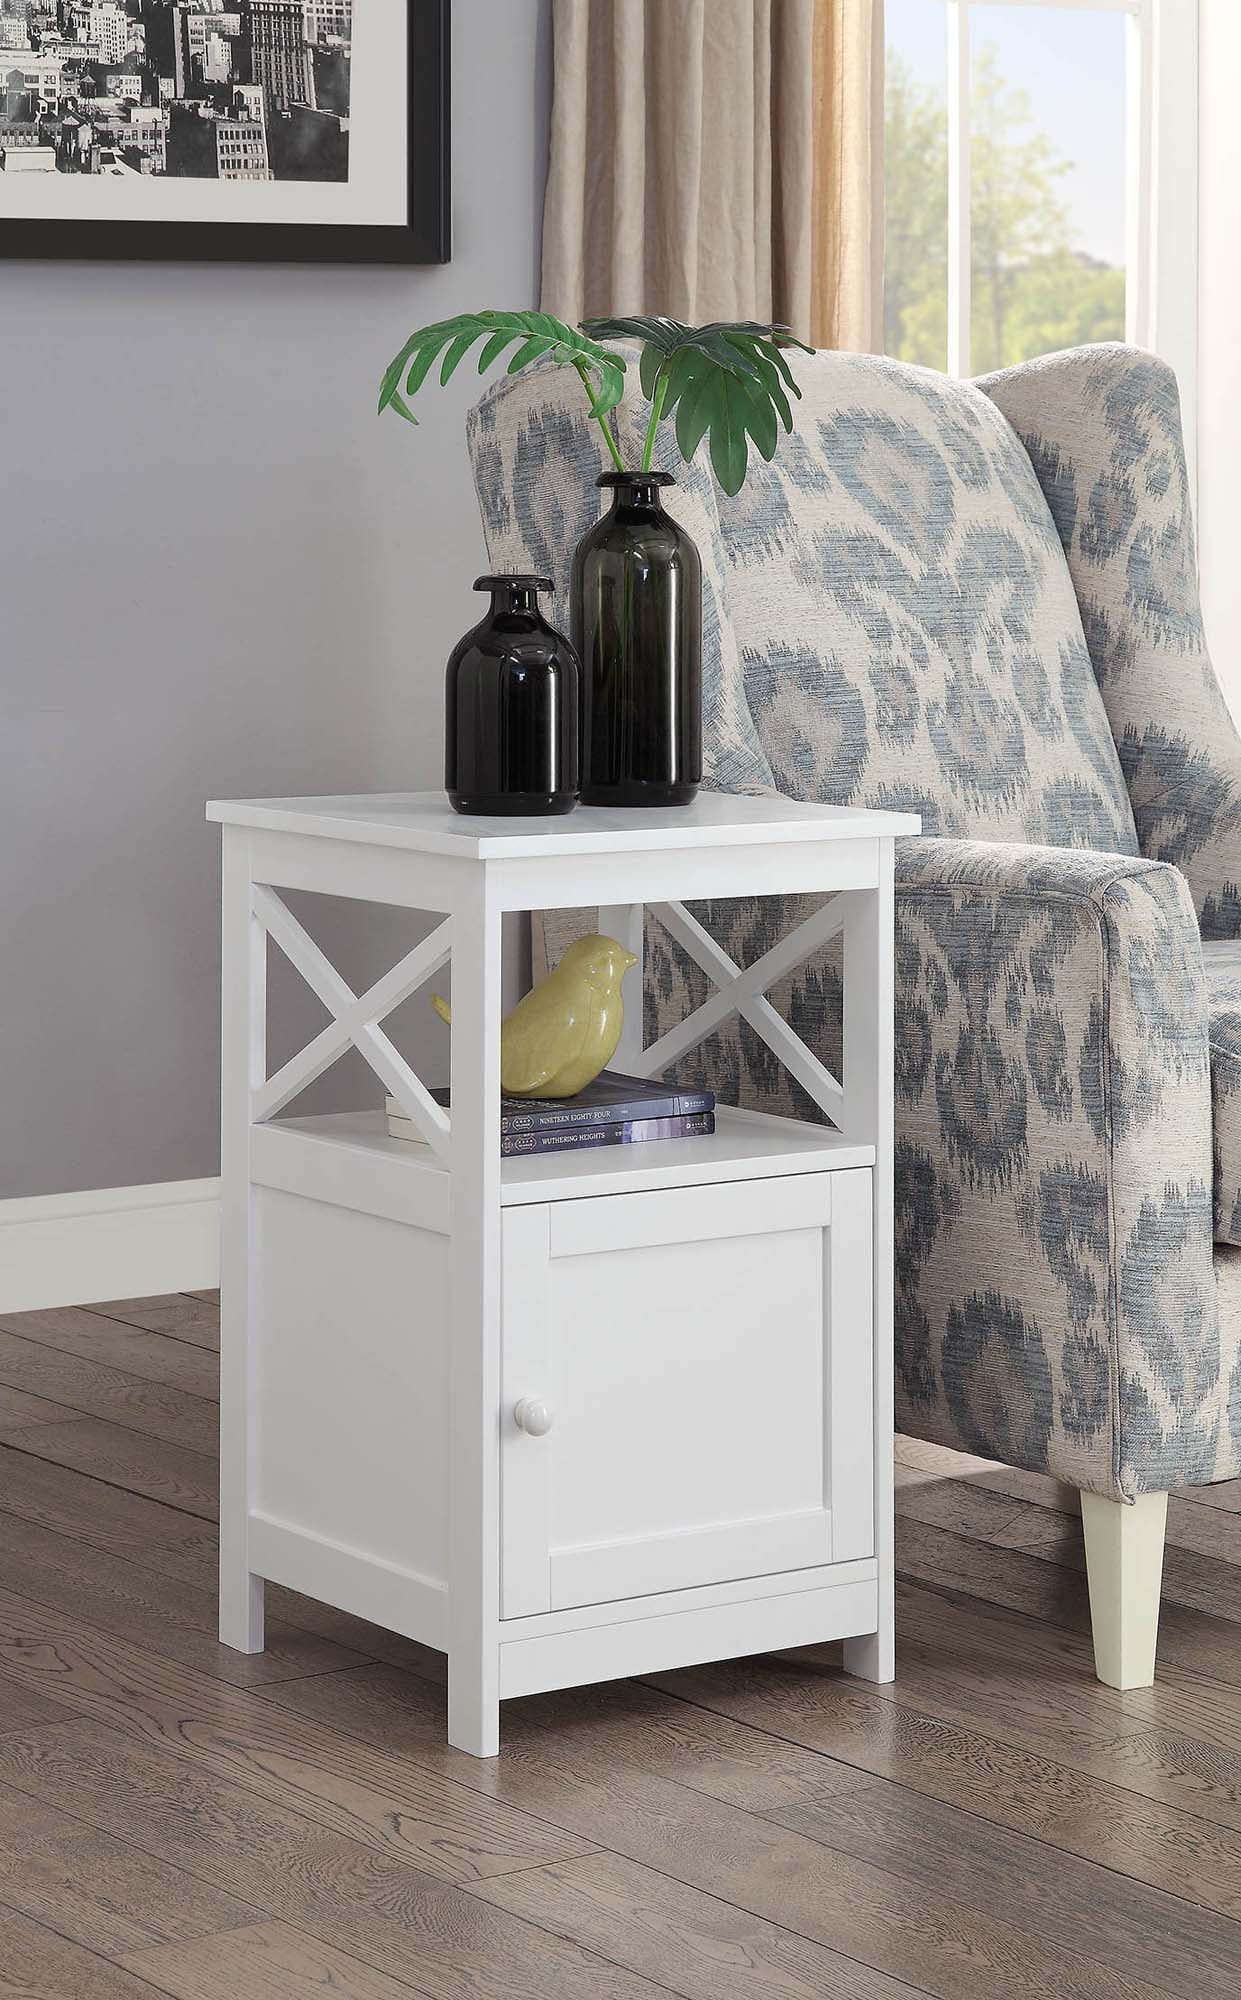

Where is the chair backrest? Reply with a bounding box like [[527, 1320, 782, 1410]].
[[981, 344, 1241, 934], [468, 345, 1139, 854]]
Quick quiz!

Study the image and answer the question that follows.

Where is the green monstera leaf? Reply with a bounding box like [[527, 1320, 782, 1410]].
[[582, 316, 813, 495], [378, 309, 627, 427], [378, 309, 812, 497]]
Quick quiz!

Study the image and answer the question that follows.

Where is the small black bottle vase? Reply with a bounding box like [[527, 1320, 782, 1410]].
[[571, 471, 703, 808], [445, 574, 580, 816]]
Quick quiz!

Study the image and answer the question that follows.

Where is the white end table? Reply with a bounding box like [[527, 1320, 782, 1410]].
[[208, 789, 918, 1757]]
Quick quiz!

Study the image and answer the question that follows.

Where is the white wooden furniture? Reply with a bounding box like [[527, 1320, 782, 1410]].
[[209, 789, 918, 1757]]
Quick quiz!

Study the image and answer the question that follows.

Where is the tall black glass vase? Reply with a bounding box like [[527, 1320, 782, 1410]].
[[571, 471, 702, 808]]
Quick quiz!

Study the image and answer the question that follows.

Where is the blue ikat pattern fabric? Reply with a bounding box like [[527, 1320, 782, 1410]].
[[469, 342, 1241, 1498]]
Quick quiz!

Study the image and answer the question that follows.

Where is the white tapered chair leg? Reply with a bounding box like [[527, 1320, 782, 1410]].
[[1080, 1490, 1168, 1689]]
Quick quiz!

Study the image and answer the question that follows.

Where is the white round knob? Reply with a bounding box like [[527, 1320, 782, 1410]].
[[513, 1396, 554, 1437]]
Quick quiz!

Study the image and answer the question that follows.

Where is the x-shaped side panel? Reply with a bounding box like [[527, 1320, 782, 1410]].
[[253, 886, 453, 1160], [626, 896, 848, 1124]]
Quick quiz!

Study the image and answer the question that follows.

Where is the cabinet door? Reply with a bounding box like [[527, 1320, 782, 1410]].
[[501, 1170, 872, 1618]]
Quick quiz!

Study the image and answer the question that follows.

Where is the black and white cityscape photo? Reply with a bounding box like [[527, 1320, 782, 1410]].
[[0, 0, 352, 183]]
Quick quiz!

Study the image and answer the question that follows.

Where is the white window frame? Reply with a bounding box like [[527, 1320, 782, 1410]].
[[924, 0, 1198, 469]]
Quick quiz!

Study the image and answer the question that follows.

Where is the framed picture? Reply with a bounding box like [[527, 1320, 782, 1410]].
[[0, 0, 449, 264]]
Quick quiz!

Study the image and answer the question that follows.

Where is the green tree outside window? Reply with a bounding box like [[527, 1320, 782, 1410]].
[[884, 45, 1125, 374]]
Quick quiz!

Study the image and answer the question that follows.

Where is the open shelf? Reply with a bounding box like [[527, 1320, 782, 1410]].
[[257, 1106, 874, 1211]]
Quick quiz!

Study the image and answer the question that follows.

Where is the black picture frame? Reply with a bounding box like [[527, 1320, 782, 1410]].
[[0, 1, 450, 265]]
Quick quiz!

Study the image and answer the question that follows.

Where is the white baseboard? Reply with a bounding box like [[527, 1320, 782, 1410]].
[[0, 1178, 221, 1314]]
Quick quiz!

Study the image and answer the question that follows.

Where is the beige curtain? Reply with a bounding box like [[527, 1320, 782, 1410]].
[[540, 0, 883, 349]]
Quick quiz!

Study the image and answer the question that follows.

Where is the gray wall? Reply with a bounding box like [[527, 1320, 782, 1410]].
[[1, 0, 551, 1200]]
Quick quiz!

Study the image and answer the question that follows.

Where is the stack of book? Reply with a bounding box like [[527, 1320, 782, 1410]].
[[385, 1072, 716, 1157]]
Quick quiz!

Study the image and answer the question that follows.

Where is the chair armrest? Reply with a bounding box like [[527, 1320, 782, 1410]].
[[895, 836, 1219, 1498], [537, 840, 1227, 1497]]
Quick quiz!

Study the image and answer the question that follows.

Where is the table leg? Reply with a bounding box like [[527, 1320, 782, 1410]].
[[219, 827, 265, 1653], [447, 874, 504, 1756], [841, 842, 896, 1683]]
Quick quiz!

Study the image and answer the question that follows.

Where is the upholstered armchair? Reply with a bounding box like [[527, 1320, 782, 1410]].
[[467, 341, 1241, 1689]]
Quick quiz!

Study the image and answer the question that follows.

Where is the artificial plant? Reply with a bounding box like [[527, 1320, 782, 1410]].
[[378, 309, 812, 496]]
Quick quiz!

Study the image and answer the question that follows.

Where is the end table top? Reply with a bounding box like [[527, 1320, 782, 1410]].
[[206, 790, 921, 860]]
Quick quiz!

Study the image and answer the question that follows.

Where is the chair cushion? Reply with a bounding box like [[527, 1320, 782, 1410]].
[[1206, 940, 1241, 1245], [711, 350, 1139, 852], [469, 347, 1141, 851]]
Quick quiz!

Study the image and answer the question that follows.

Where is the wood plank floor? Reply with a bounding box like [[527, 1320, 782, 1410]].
[[0, 1295, 1238, 1998]]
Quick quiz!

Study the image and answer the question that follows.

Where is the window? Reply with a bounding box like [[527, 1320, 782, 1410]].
[[883, 0, 1197, 424]]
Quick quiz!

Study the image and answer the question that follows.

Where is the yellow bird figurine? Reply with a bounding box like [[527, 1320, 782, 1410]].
[[432, 933, 638, 1098]]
